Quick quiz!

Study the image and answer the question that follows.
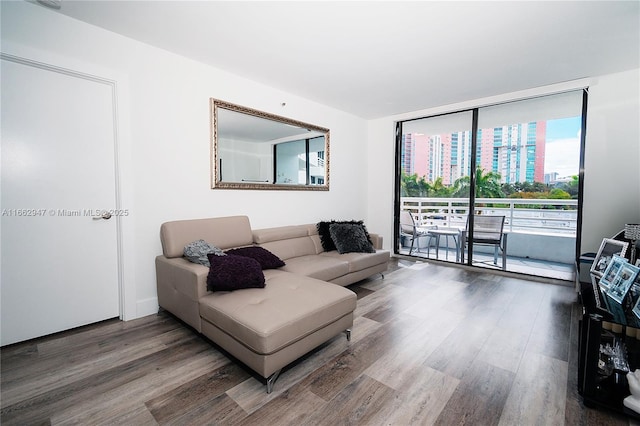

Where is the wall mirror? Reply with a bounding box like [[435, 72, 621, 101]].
[[210, 99, 330, 190]]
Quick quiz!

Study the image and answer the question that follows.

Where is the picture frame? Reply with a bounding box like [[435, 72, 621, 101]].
[[604, 257, 640, 304], [590, 273, 602, 309], [600, 254, 625, 290], [591, 238, 629, 277], [629, 273, 640, 312], [631, 262, 640, 298], [632, 292, 640, 320], [604, 292, 628, 324]]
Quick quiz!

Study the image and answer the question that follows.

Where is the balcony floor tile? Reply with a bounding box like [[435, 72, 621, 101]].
[[398, 247, 574, 282]]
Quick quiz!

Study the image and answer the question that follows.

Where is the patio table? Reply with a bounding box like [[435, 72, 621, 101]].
[[427, 228, 462, 262]]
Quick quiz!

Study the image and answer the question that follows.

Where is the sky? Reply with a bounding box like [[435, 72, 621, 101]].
[[544, 116, 581, 177]]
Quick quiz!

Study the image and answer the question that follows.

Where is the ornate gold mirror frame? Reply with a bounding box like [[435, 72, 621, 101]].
[[211, 99, 330, 190]]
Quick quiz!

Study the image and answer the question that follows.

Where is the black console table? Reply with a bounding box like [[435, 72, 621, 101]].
[[579, 281, 640, 417]]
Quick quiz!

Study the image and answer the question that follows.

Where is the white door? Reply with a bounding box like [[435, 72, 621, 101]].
[[1, 57, 120, 346]]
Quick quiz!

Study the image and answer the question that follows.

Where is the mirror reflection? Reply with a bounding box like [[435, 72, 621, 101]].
[[211, 99, 330, 190]]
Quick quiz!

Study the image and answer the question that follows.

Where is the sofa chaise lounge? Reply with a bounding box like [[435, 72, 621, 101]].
[[155, 215, 390, 392]]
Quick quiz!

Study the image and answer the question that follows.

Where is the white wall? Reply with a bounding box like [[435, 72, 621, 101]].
[[1, 1, 368, 318], [367, 71, 640, 257], [582, 69, 640, 252]]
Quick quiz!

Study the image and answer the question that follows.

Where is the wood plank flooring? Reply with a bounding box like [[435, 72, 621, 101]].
[[1, 258, 633, 425]]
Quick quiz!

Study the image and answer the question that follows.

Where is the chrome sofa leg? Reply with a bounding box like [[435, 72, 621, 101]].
[[266, 369, 282, 394], [345, 328, 352, 341]]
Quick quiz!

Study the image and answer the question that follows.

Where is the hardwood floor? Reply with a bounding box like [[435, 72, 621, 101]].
[[1, 259, 633, 425]]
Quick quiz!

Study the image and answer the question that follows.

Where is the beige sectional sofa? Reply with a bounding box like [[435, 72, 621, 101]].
[[155, 215, 389, 392]]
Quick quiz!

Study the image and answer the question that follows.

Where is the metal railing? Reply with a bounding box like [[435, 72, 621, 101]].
[[400, 197, 578, 236]]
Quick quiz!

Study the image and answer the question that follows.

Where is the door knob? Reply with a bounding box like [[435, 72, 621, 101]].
[[92, 211, 112, 220]]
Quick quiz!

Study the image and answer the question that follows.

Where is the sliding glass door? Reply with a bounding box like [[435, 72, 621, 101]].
[[395, 90, 586, 280], [398, 111, 472, 260]]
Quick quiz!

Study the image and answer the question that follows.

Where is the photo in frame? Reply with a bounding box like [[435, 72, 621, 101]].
[[591, 238, 629, 277], [600, 254, 626, 290], [604, 257, 640, 304], [626, 273, 640, 309], [631, 264, 640, 306]]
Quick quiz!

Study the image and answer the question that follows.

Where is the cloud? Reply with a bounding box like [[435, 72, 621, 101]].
[[544, 137, 579, 177]]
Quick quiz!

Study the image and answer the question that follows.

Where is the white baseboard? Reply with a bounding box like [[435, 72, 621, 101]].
[[135, 297, 159, 319]]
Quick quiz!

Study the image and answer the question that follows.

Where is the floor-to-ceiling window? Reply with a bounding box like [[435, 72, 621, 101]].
[[395, 90, 586, 280], [274, 136, 325, 185]]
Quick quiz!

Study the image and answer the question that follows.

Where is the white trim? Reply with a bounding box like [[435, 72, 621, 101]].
[[136, 297, 159, 318]]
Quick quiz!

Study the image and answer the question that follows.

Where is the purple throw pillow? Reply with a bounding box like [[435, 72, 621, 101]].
[[225, 246, 285, 270], [206, 254, 265, 292]]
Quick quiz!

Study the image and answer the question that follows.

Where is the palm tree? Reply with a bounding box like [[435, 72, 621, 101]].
[[431, 177, 451, 197], [400, 172, 431, 197], [453, 167, 505, 198]]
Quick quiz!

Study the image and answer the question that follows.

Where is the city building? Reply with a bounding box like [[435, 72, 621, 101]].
[[403, 121, 552, 185]]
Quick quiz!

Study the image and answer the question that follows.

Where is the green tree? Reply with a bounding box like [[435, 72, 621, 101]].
[[548, 188, 571, 199], [453, 167, 505, 198], [400, 172, 431, 197], [530, 182, 550, 193], [501, 183, 517, 196], [431, 177, 452, 197], [557, 175, 579, 199]]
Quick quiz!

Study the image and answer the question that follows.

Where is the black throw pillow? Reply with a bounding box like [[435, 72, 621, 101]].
[[206, 253, 265, 292], [328, 223, 376, 254], [317, 220, 373, 252], [225, 246, 285, 270]]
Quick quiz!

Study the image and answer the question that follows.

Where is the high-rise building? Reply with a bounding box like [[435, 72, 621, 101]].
[[545, 172, 559, 184], [401, 133, 433, 180], [403, 121, 547, 186]]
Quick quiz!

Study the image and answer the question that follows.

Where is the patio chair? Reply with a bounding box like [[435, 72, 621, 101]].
[[399, 210, 436, 256], [463, 215, 507, 270]]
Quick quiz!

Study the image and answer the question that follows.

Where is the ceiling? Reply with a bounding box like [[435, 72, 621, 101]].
[[45, 1, 639, 119], [217, 105, 324, 143]]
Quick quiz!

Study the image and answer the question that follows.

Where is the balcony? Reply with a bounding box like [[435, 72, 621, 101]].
[[399, 197, 577, 281]]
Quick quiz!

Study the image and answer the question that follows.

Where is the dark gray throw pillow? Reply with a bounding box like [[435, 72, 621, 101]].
[[183, 239, 226, 267], [206, 253, 265, 292], [317, 220, 373, 252], [225, 246, 285, 270], [329, 223, 376, 254]]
